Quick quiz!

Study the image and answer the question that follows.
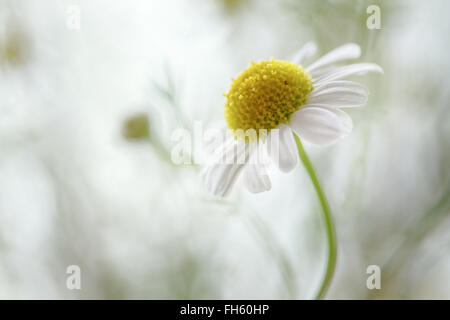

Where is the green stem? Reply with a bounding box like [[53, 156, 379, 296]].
[[293, 133, 337, 300]]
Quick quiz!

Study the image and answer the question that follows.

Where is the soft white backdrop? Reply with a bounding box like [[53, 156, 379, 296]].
[[0, 0, 449, 299]]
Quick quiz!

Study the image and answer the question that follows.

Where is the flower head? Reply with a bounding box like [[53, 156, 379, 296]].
[[202, 43, 383, 196], [225, 59, 313, 134]]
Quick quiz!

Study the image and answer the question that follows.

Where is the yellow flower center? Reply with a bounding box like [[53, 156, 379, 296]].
[[224, 58, 313, 136]]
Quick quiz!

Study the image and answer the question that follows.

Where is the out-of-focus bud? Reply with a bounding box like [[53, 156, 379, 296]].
[[218, 0, 247, 13], [122, 113, 150, 140], [0, 21, 30, 68]]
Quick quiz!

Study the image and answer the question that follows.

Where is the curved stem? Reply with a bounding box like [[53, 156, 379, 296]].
[[293, 133, 337, 300]]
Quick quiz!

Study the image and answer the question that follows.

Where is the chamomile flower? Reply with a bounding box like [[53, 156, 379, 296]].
[[202, 43, 382, 196]]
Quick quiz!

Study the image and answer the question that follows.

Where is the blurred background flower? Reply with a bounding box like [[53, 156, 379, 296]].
[[0, 0, 449, 299]]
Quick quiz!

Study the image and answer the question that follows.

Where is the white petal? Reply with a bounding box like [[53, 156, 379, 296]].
[[333, 108, 353, 133], [203, 163, 244, 197], [291, 41, 317, 64], [306, 43, 361, 73], [204, 133, 234, 161], [307, 83, 368, 107], [243, 164, 272, 193], [309, 66, 338, 79], [267, 124, 298, 173], [312, 80, 368, 95], [290, 107, 353, 146], [202, 140, 250, 197], [314, 63, 383, 86]]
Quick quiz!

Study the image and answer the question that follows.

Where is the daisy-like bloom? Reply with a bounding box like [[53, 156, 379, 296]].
[[202, 43, 382, 196]]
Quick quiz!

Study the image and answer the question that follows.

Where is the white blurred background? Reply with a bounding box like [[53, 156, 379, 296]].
[[0, 0, 449, 299]]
